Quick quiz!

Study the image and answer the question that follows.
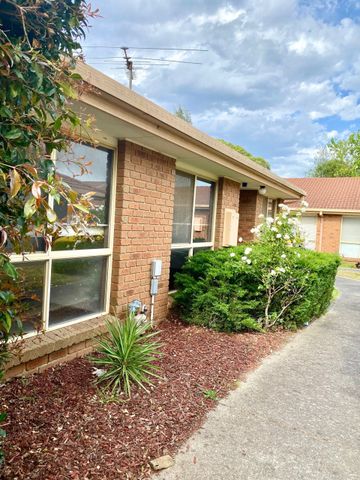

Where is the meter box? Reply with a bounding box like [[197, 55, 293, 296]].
[[151, 259, 162, 277]]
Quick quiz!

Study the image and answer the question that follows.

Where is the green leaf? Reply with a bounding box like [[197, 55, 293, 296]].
[[46, 208, 57, 223], [73, 203, 89, 213], [24, 198, 36, 218], [4, 129, 22, 140], [9, 169, 21, 197], [58, 82, 77, 99], [3, 261, 18, 281]]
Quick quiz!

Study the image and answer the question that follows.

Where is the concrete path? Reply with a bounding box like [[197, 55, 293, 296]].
[[158, 278, 360, 480]]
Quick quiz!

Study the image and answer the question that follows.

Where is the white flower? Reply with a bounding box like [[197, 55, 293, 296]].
[[279, 203, 290, 211], [301, 200, 309, 208], [246, 259, 252, 265], [258, 213, 265, 219], [296, 212, 301, 217], [238, 237, 243, 243], [241, 256, 247, 261], [276, 233, 282, 238], [281, 254, 286, 259], [279, 267, 286, 273], [270, 269, 277, 276], [266, 217, 274, 224], [301, 207, 306, 213], [277, 221, 282, 226], [296, 252, 301, 258], [284, 234, 290, 240], [244, 247, 252, 255], [271, 227, 278, 232], [229, 252, 236, 258], [250, 227, 256, 233]]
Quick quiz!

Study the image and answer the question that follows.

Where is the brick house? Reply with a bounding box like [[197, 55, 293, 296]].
[[286, 177, 360, 259], [4, 63, 304, 378]]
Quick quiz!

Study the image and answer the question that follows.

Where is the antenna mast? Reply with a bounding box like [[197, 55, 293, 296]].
[[121, 47, 134, 89]]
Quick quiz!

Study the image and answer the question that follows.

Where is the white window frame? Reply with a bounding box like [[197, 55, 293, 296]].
[[340, 216, 360, 258], [8, 142, 117, 336], [170, 171, 218, 291]]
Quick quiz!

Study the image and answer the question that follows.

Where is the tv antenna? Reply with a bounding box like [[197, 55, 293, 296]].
[[84, 45, 207, 90], [121, 47, 134, 89]]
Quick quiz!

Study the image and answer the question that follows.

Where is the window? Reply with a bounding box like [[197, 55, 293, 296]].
[[262, 198, 276, 219], [8, 142, 115, 333], [340, 217, 360, 258], [300, 216, 317, 250], [170, 171, 216, 290]]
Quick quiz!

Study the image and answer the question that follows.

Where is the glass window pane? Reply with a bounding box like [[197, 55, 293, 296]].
[[193, 179, 215, 243], [169, 249, 190, 290], [340, 243, 360, 258], [49, 256, 107, 326], [172, 172, 194, 244], [300, 216, 317, 249], [54, 143, 112, 250], [341, 218, 360, 244], [1, 262, 44, 334]]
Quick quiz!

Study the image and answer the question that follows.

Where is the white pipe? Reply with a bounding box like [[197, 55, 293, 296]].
[[150, 294, 155, 326]]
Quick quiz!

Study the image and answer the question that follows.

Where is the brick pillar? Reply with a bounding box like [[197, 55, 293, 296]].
[[214, 177, 241, 248], [318, 214, 341, 253], [238, 191, 267, 241], [111, 141, 176, 322]]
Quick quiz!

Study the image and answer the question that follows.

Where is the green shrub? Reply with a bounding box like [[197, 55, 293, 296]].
[[174, 247, 263, 332], [91, 315, 162, 398], [287, 249, 340, 327], [173, 246, 340, 332]]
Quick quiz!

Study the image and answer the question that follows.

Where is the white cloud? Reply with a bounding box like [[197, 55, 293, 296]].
[[83, 0, 360, 176]]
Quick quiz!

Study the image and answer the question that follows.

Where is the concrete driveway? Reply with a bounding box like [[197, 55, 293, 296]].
[[157, 277, 360, 480]]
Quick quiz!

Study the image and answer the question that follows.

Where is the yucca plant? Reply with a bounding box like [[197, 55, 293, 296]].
[[91, 315, 162, 398]]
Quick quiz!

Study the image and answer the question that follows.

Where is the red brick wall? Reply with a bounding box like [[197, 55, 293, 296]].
[[317, 214, 341, 254], [111, 141, 176, 321], [214, 178, 241, 248], [238, 191, 267, 241]]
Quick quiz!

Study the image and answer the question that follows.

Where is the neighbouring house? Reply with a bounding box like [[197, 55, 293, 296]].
[[4, 63, 304, 378], [285, 177, 360, 259]]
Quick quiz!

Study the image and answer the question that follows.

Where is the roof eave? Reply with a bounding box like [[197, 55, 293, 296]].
[[76, 62, 304, 199]]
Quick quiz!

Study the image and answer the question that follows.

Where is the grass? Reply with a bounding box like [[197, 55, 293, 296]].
[[337, 269, 360, 281], [340, 260, 358, 269], [332, 287, 340, 301]]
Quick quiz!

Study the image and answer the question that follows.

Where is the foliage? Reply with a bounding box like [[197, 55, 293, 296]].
[[174, 204, 340, 331], [91, 315, 162, 398], [0, 0, 97, 462], [203, 389, 218, 400], [219, 139, 271, 169], [309, 132, 360, 177], [173, 247, 263, 332], [0, 0, 97, 349], [174, 105, 192, 123]]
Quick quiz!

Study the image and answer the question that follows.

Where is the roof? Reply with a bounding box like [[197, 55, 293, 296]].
[[75, 62, 305, 199], [285, 177, 360, 212]]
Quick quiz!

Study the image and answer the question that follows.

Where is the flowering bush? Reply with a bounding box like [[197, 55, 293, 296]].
[[173, 202, 340, 331], [240, 202, 309, 328]]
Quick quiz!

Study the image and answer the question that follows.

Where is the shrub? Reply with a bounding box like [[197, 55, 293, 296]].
[[173, 247, 263, 332], [91, 315, 162, 398], [174, 203, 340, 331]]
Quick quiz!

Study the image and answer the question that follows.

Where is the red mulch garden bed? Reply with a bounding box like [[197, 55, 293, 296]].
[[0, 319, 290, 480]]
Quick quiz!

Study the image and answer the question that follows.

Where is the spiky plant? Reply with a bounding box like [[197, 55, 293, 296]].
[[91, 315, 162, 398]]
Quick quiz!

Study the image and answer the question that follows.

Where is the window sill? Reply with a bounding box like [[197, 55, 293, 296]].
[[5, 314, 112, 372]]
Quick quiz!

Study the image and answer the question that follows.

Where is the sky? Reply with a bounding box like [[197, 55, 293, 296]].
[[81, 0, 360, 177]]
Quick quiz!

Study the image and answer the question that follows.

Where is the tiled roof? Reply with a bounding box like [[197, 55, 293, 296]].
[[285, 177, 360, 211]]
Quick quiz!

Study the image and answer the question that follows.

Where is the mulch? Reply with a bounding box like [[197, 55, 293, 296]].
[[0, 318, 291, 480]]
